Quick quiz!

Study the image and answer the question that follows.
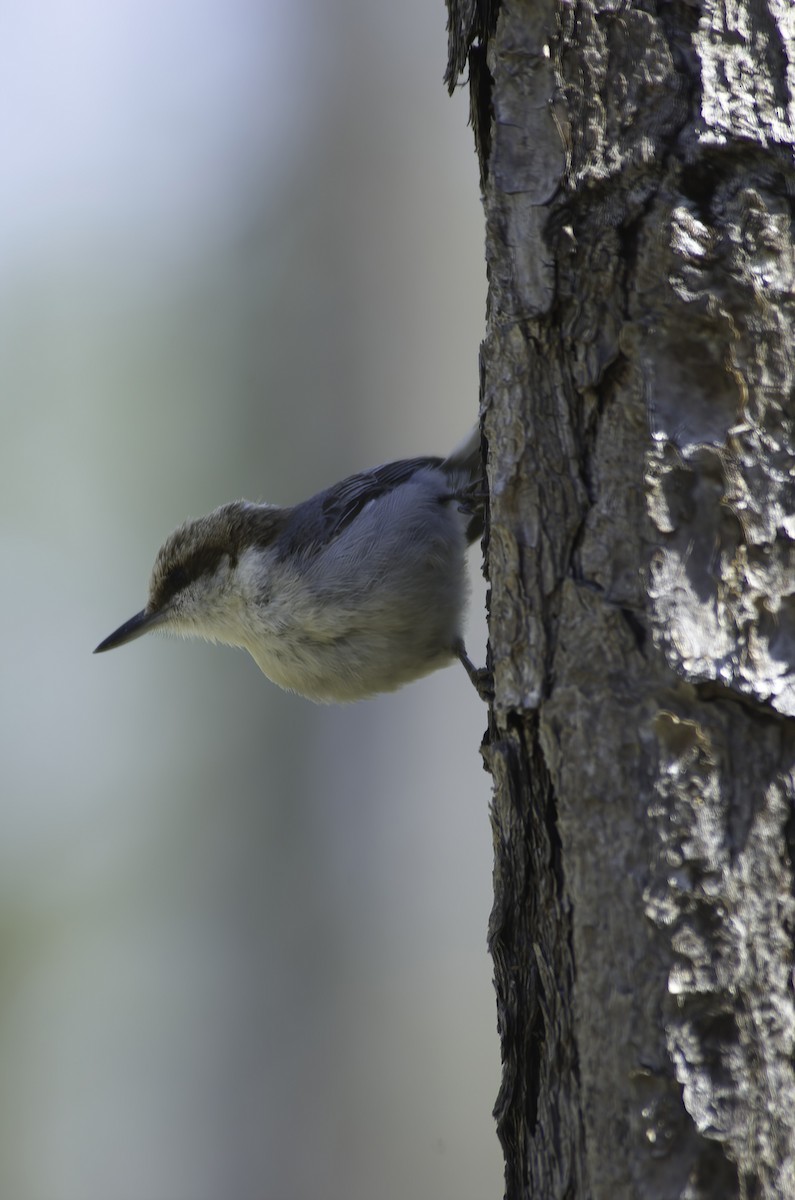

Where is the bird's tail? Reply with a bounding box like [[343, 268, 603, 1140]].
[[444, 425, 485, 544], [444, 425, 482, 479]]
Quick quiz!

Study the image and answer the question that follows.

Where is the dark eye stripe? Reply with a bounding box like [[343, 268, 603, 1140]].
[[165, 565, 189, 592], [151, 545, 229, 610]]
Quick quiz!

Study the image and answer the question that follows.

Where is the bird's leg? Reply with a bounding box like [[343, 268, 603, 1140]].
[[450, 479, 488, 517], [453, 639, 493, 702]]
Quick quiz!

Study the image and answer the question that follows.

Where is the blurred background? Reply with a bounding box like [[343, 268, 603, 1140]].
[[0, 1, 497, 1198]]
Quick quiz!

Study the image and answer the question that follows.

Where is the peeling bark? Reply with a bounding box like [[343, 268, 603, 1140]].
[[446, 1, 795, 1196]]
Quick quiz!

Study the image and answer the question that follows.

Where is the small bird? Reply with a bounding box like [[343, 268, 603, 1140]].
[[95, 430, 487, 702]]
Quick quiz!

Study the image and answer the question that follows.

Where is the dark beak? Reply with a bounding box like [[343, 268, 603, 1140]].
[[94, 609, 164, 654]]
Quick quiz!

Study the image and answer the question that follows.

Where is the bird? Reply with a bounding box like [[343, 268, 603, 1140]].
[[94, 429, 488, 703]]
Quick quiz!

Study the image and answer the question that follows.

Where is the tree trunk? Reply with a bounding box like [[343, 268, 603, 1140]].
[[445, 2, 795, 1197]]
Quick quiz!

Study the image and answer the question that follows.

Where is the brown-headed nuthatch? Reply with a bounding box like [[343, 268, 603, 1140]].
[[95, 430, 487, 703]]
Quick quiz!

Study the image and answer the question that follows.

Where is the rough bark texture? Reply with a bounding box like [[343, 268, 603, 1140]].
[[446, 1, 795, 1197]]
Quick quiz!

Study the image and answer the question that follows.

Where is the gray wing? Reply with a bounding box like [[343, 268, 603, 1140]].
[[275, 456, 444, 560]]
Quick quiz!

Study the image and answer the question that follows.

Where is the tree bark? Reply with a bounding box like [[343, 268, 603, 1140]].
[[446, 2, 795, 1197]]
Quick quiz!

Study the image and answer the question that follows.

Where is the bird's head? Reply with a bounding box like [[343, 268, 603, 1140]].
[[94, 501, 286, 655]]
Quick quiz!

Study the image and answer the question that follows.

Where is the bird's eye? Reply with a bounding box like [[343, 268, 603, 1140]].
[[165, 565, 189, 592]]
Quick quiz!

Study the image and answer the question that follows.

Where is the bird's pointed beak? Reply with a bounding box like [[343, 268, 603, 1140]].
[[94, 609, 165, 654]]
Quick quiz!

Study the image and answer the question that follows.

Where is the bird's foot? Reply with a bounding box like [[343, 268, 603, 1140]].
[[454, 640, 493, 703]]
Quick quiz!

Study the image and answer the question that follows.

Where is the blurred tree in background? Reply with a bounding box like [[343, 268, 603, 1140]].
[[0, 5, 497, 1199]]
